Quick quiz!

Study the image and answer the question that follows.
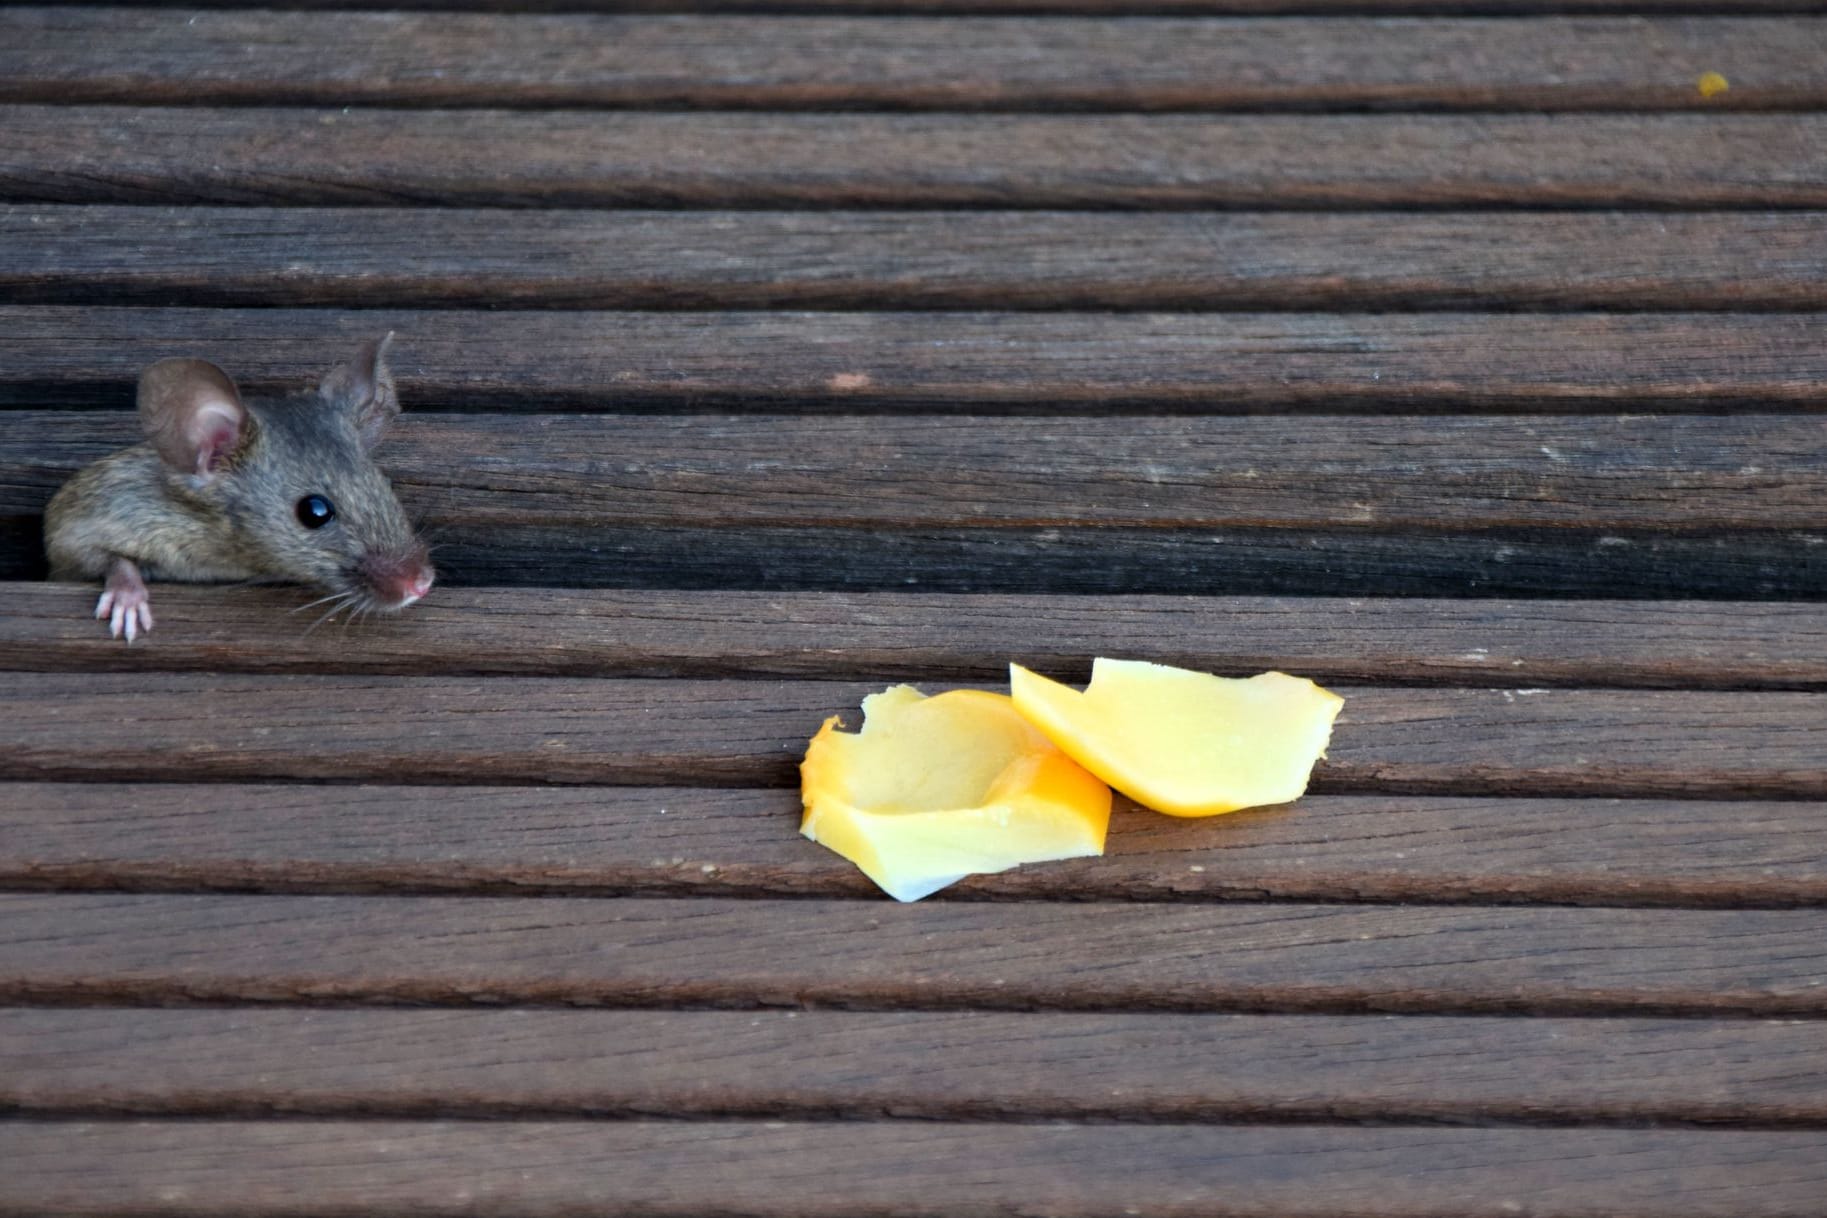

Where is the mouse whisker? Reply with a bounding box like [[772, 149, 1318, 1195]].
[[301, 594, 358, 637], [291, 590, 351, 616], [339, 601, 373, 636]]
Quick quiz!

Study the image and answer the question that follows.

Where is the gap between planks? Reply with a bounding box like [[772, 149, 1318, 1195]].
[[15, 525, 1825, 598], [8, 409, 1827, 596]]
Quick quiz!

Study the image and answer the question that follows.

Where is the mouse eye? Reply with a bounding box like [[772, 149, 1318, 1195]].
[[296, 494, 337, 529]]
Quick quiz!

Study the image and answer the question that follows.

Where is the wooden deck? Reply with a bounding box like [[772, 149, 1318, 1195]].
[[4, 2, 1827, 1213]]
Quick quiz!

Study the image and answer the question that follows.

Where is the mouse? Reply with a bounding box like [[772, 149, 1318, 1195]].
[[44, 333, 435, 641]]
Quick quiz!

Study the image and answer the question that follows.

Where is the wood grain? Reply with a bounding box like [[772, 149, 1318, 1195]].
[[4, 308, 1826, 412], [11, 207, 1827, 311], [11, 412, 1826, 529], [6, 586, 1826, 689], [9, 411, 1825, 596], [5, 4, 1824, 1211], [5, 13, 1822, 110], [4, 108, 1826, 207], [6, 1120, 1826, 1218], [7, 1008, 1826, 1124], [5, 893, 1827, 1014], [0, 673, 1823, 796], [6, 783, 1827, 905], [52, 0, 1827, 12]]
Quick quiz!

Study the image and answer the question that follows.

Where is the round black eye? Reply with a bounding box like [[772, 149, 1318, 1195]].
[[296, 494, 336, 529]]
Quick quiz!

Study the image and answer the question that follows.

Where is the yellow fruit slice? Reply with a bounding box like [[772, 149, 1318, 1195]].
[[1009, 659, 1343, 818], [800, 684, 1112, 901]]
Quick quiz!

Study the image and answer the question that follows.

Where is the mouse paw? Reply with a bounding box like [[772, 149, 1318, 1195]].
[[96, 559, 154, 643]]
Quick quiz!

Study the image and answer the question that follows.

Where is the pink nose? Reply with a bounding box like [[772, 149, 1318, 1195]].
[[361, 549, 435, 609], [397, 571, 434, 604]]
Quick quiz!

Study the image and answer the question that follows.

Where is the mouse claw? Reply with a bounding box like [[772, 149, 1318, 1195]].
[[97, 559, 154, 643], [112, 600, 153, 643]]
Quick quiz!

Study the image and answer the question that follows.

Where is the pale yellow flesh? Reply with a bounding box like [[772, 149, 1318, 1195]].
[[1009, 659, 1344, 818], [800, 685, 1112, 901]]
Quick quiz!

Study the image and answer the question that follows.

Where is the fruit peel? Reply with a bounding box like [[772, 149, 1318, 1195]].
[[1009, 659, 1343, 818], [800, 684, 1112, 901]]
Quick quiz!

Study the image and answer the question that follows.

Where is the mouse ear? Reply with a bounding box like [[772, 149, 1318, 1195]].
[[318, 333, 399, 451], [137, 357, 249, 478]]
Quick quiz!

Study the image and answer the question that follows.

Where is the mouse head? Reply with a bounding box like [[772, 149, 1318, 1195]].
[[137, 335, 435, 613]]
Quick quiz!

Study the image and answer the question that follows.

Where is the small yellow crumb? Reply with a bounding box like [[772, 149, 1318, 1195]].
[[1697, 72, 1730, 99]]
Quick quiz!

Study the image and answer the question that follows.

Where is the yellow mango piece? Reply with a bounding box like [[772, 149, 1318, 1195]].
[[1009, 659, 1343, 818], [800, 685, 1112, 901]]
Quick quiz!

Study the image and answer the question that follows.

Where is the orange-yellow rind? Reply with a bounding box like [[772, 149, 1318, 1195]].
[[1009, 659, 1343, 818], [800, 684, 1112, 901]]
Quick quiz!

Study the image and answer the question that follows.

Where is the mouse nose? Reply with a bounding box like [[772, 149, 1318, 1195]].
[[359, 546, 435, 610]]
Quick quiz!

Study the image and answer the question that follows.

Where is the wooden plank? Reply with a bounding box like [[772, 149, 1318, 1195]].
[[5, 893, 1827, 1014], [6, 783, 1826, 904], [11, 308, 1827, 413], [4, 108, 1826, 207], [10, 412, 1826, 530], [5, 1120, 1825, 1218], [9, 411, 1825, 596], [4, 309, 1827, 412], [52, 0, 1827, 12], [7, 1008, 1827, 1123], [0, 673, 1823, 796], [6, 586, 1826, 689], [11, 207, 1827, 311], [5, 13, 1823, 110]]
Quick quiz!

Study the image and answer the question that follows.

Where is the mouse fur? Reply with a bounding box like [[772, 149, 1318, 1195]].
[[45, 334, 434, 640]]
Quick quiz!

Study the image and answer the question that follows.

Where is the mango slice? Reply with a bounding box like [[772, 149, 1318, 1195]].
[[800, 684, 1112, 901], [1009, 659, 1343, 818]]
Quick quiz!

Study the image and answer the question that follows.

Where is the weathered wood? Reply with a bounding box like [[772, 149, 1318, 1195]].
[[6, 783, 1827, 905], [9, 412, 1825, 529], [6, 1120, 1826, 1218], [5, 13, 1822, 110], [6, 893, 1827, 1014], [6, 586, 1826, 689], [7, 308, 1826, 413], [8, 411, 1824, 596], [12, 207, 1827, 311], [53, 0, 1827, 12], [3, 8, 1822, 1213], [0, 673, 1823, 796], [6, 308, 1826, 412], [8, 1008, 1827, 1123], [4, 108, 1826, 207]]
